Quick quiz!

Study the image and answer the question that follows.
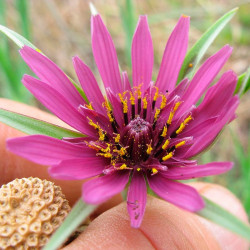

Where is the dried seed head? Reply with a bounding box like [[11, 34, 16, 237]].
[[0, 177, 71, 249]]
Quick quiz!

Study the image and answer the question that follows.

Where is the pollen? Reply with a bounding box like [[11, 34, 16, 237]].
[[151, 168, 158, 174], [189, 63, 193, 68], [162, 151, 173, 161], [160, 95, 167, 109], [137, 168, 141, 171], [129, 92, 135, 105], [162, 139, 170, 150], [119, 164, 127, 170], [142, 97, 148, 109], [176, 115, 192, 134], [175, 141, 186, 148], [146, 144, 153, 154], [153, 87, 159, 101], [114, 134, 120, 143], [154, 108, 161, 121], [161, 126, 168, 137], [86, 102, 94, 110]]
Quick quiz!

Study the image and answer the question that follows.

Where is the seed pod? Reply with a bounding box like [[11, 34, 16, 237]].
[[0, 177, 70, 249]]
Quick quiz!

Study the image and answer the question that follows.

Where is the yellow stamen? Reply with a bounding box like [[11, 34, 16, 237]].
[[162, 152, 173, 161], [97, 152, 112, 158], [119, 164, 127, 170], [167, 111, 174, 125], [160, 95, 167, 110], [142, 97, 147, 109], [175, 141, 186, 148], [173, 101, 181, 112], [101, 143, 111, 152], [154, 109, 160, 121], [153, 87, 159, 101], [88, 118, 99, 130], [162, 139, 170, 150], [114, 147, 127, 156], [114, 134, 120, 143], [146, 144, 153, 155], [98, 129, 106, 141], [86, 102, 93, 110], [152, 168, 158, 174], [176, 115, 192, 134], [161, 126, 168, 137], [130, 92, 135, 105]]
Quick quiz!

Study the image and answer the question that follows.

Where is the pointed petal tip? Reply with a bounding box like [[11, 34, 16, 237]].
[[181, 14, 190, 19], [89, 2, 98, 16]]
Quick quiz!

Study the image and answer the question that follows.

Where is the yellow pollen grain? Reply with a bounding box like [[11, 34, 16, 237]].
[[114, 147, 126, 156], [142, 97, 148, 109], [175, 141, 186, 148], [97, 153, 112, 158], [123, 99, 128, 113], [173, 101, 181, 112], [114, 134, 120, 143], [98, 129, 106, 141], [153, 87, 159, 101], [137, 168, 141, 171], [161, 126, 168, 137], [189, 63, 193, 68], [130, 92, 135, 105], [152, 168, 158, 174], [162, 139, 170, 150], [88, 118, 99, 130], [146, 144, 153, 154], [101, 144, 111, 152], [119, 164, 127, 170], [35, 48, 42, 53], [160, 95, 167, 109], [162, 152, 173, 161], [167, 111, 174, 125], [86, 102, 94, 110], [154, 109, 160, 120], [176, 115, 192, 134]]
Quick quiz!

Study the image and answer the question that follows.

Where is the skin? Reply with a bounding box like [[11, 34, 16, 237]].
[[0, 98, 249, 249]]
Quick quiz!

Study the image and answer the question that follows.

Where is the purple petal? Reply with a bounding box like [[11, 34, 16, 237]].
[[148, 174, 204, 211], [20, 46, 85, 109], [162, 162, 233, 180], [132, 15, 153, 92], [184, 96, 239, 158], [156, 15, 189, 93], [193, 70, 237, 123], [178, 45, 233, 115], [127, 171, 147, 228], [122, 71, 132, 92], [82, 172, 129, 204], [91, 14, 122, 94], [7, 135, 95, 165], [49, 158, 107, 180], [73, 56, 105, 115], [22, 75, 96, 136]]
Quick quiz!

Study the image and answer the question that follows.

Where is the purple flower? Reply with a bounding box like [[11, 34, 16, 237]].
[[7, 14, 239, 228]]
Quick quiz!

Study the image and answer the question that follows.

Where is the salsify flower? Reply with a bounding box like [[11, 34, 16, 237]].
[[7, 14, 239, 228]]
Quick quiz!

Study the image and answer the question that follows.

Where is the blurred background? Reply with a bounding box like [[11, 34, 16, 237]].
[[0, 0, 249, 217]]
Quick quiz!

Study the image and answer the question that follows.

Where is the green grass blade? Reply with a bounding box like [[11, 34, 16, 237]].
[[15, 0, 31, 40], [197, 196, 250, 240], [119, 0, 137, 66], [0, 108, 83, 139], [177, 8, 238, 82], [44, 199, 96, 250], [235, 68, 250, 96]]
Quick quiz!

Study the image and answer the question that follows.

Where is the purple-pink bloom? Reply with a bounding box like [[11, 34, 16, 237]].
[[7, 14, 239, 228]]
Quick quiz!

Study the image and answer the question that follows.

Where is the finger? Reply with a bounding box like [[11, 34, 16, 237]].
[[190, 182, 249, 249], [63, 183, 249, 250]]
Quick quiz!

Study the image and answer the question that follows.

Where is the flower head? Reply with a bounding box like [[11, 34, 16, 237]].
[[7, 14, 239, 228]]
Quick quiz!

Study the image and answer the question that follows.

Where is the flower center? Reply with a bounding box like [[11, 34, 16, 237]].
[[121, 117, 153, 163]]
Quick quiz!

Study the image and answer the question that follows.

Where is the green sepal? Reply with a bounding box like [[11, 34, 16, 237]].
[[177, 8, 238, 82], [235, 68, 250, 96], [0, 108, 84, 139]]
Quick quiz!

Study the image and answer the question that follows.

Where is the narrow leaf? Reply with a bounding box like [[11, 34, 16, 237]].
[[0, 24, 37, 49], [177, 8, 238, 82], [0, 109, 83, 139], [197, 196, 250, 240], [44, 199, 96, 250], [235, 68, 250, 96]]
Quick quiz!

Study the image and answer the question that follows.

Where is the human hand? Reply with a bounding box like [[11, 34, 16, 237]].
[[0, 98, 249, 249]]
